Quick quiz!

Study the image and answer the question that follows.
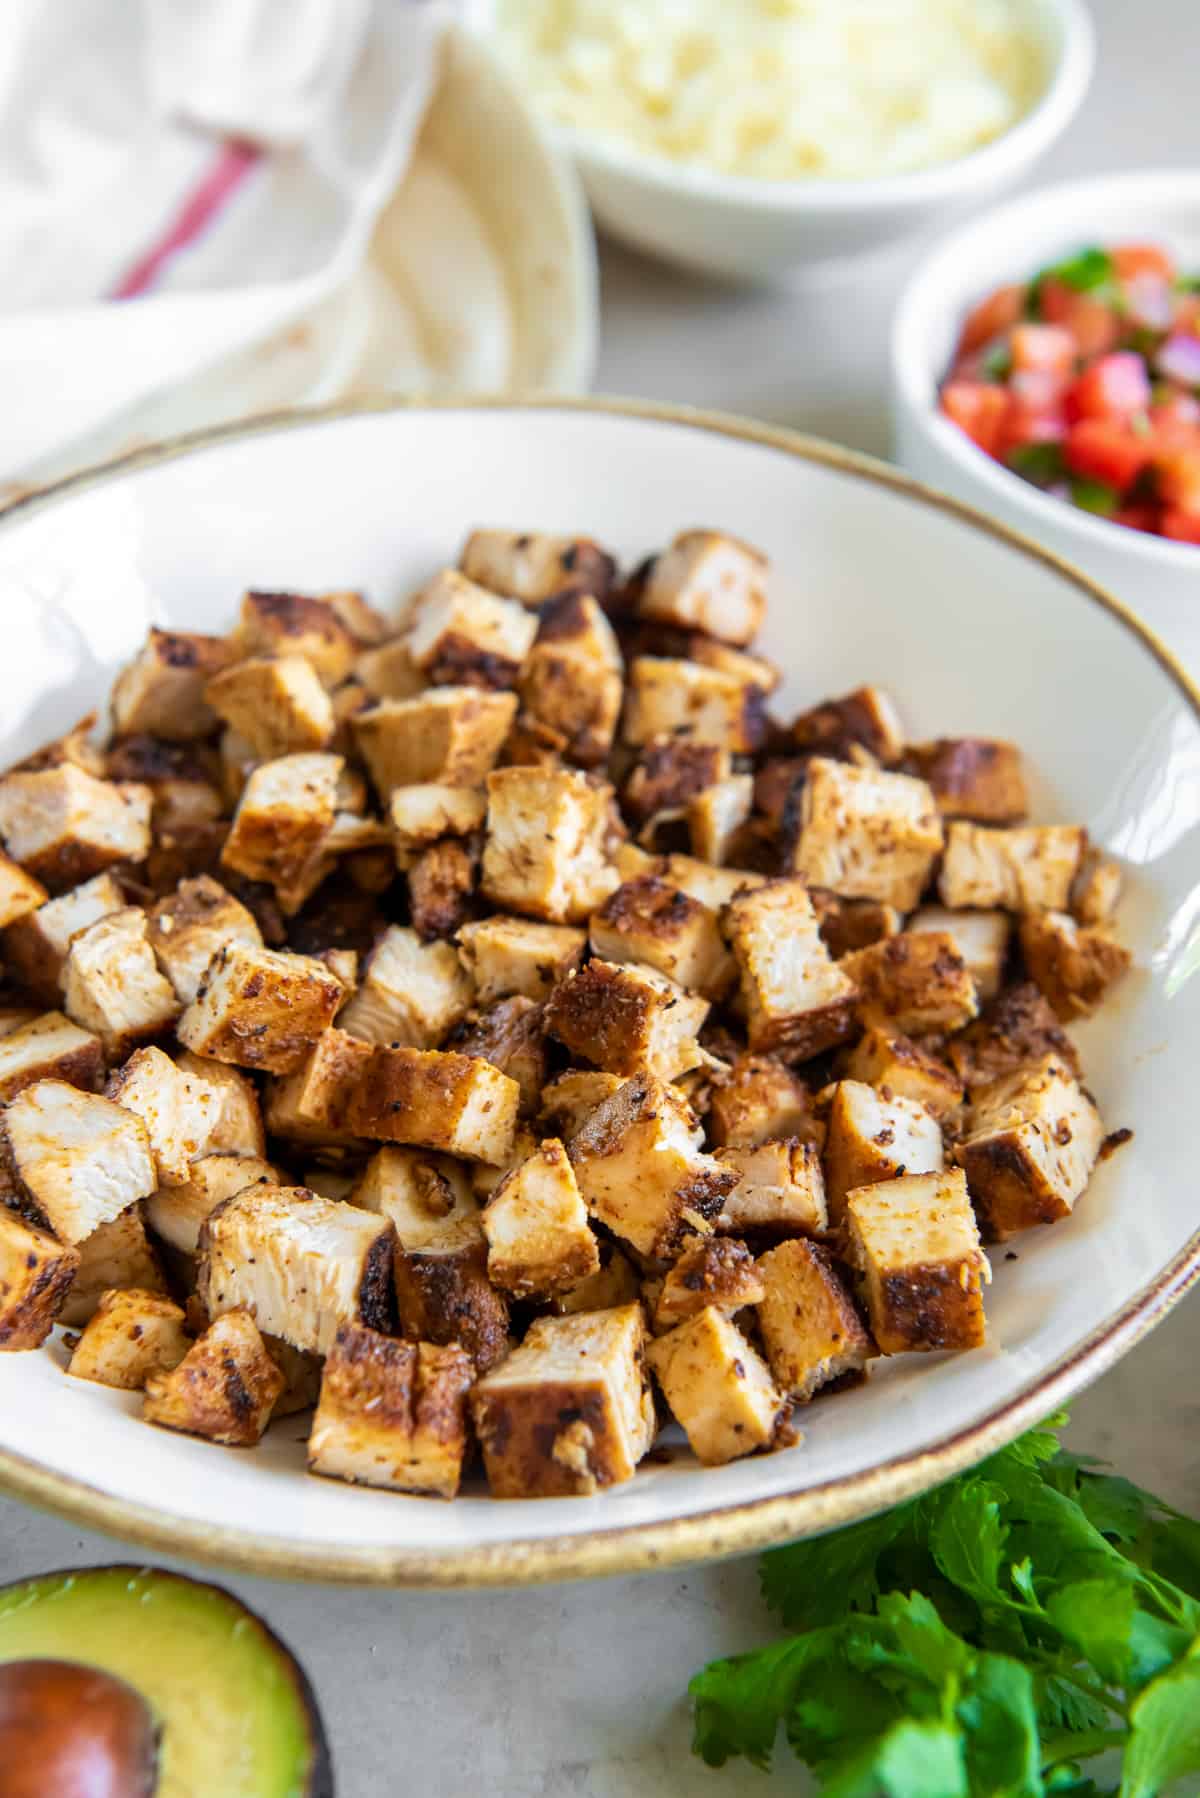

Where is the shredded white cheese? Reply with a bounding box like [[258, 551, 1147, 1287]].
[[495, 0, 1046, 182]]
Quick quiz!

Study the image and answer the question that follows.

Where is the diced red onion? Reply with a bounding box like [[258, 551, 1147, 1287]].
[[1125, 274, 1174, 331], [1156, 334, 1200, 388]]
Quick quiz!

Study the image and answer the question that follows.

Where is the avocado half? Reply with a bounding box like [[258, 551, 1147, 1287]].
[[0, 1565, 333, 1797]]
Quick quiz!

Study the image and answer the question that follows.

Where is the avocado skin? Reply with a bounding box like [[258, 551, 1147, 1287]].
[[0, 1564, 333, 1797]]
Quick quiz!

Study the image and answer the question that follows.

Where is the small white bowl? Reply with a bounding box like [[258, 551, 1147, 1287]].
[[476, 0, 1093, 282], [891, 170, 1200, 667]]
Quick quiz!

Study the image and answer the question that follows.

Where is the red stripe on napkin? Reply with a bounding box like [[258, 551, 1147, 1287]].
[[111, 139, 262, 299]]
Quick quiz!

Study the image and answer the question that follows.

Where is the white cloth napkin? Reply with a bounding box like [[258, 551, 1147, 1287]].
[[0, 0, 447, 490]]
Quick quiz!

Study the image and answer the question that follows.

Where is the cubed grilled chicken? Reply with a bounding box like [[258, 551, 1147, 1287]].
[[64, 907, 181, 1060], [347, 1043, 520, 1164], [648, 1308, 783, 1465], [518, 593, 624, 766], [623, 658, 767, 754], [3, 1080, 156, 1244], [406, 568, 538, 690], [58, 1209, 168, 1328], [717, 1139, 828, 1235], [791, 685, 905, 765], [724, 879, 859, 1060], [0, 1207, 79, 1350], [707, 1053, 820, 1150], [67, 1288, 190, 1391], [105, 1045, 218, 1186], [353, 688, 516, 796], [146, 876, 264, 1004], [237, 591, 359, 687], [838, 1027, 963, 1121], [0, 765, 151, 888], [175, 1051, 265, 1156], [789, 758, 943, 911], [338, 925, 473, 1047], [308, 1326, 473, 1498], [481, 766, 620, 924], [177, 941, 343, 1074], [844, 1168, 989, 1353], [0, 1012, 104, 1105], [0, 851, 46, 928], [205, 654, 334, 760], [823, 1080, 944, 1224], [955, 1054, 1103, 1239], [144, 1153, 280, 1256], [144, 1309, 284, 1446], [939, 823, 1086, 912], [2, 871, 127, 1002], [589, 876, 734, 999], [653, 1236, 766, 1331], [390, 784, 487, 862], [636, 530, 767, 647], [110, 627, 233, 740], [459, 527, 617, 608], [903, 738, 1027, 823], [482, 1138, 598, 1298], [456, 914, 586, 1003], [841, 931, 979, 1037], [545, 957, 708, 1081], [1017, 910, 1131, 1018], [220, 752, 343, 892], [756, 1239, 876, 1400]]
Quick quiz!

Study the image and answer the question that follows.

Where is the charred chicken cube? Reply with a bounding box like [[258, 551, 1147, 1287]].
[[356, 638, 425, 701], [945, 980, 1080, 1091], [482, 1137, 598, 1297], [903, 738, 1028, 824], [590, 876, 735, 999], [237, 591, 359, 687], [472, 1304, 655, 1498], [110, 627, 233, 740], [352, 688, 516, 796], [688, 774, 753, 868], [789, 757, 943, 911], [308, 1326, 473, 1498], [0, 765, 151, 888], [459, 527, 617, 608], [517, 594, 624, 766], [67, 1288, 190, 1391], [347, 1043, 520, 1164], [389, 784, 487, 861], [406, 568, 537, 689], [338, 925, 472, 1048], [145, 1152, 280, 1255], [844, 1168, 989, 1354], [539, 1069, 626, 1138], [615, 845, 764, 913], [811, 892, 903, 960], [450, 997, 547, 1115], [841, 930, 979, 1037], [823, 1080, 944, 1224], [637, 529, 766, 647], [717, 1139, 828, 1235], [263, 1028, 372, 1147], [648, 1307, 783, 1466], [407, 836, 478, 943], [756, 1238, 876, 1400], [908, 906, 1010, 1003], [204, 655, 334, 760], [545, 957, 709, 1081], [791, 686, 905, 765], [457, 914, 586, 1003], [146, 875, 264, 1005], [623, 658, 767, 754], [654, 1236, 766, 1330], [143, 1309, 284, 1446], [177, 940, 343, 1075], [0, 851, 46, 928], [568, 1074, 735, 1259], [1070, 850, 1123, 926], [938, 823, 1087, 912], [63, 907, 181, 1060], [724, 879, 859, 1060], [199, 1182, 396, 1355], [104, 1045, 218, 1186], [1017, 909, 1132, 1018], [622, 737, 730, 829], [707, 1053, 820, 1151], [839, 1027, 963, 1121], [481, 766, 619, 923], [2, 871, 127, 1001], [0, 1207, 79, 1350], [58, 1209, 168, 1327], [0, 1012, 104, 1105], [955, 1054, 1103, 1240], [219, 751, 342, 891], [3, 1080, 155, 1244], [176, 1051, 265, 1156], [264, 1335, 323, 1417], [549, 1241, 641, 1315]]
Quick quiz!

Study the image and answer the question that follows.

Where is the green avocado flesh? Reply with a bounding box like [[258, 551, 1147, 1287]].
[[0, 1566, 330, 1798]]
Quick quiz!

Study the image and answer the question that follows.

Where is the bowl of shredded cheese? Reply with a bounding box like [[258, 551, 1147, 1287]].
[[482, 0, 1093, 281]]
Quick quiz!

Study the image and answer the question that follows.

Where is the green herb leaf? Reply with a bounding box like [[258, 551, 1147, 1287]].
[[825, 1718, 968, 1798], [1069, 478, 1121, 517], [1007, 442, 1066, 488], [983, 342, 1014, 380], [958, 1653, 1043, 1798], [1120, 1655, 1200, 1797], [760, 1505, 913, 1628], [1027, 248, 1115, 317]]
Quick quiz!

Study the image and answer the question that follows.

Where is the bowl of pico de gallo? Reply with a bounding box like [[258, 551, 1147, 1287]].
[[891, 170, 1200, 665]]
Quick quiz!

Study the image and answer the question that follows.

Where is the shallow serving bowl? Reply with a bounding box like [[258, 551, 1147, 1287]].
[[0, 398, 1197, 1586]]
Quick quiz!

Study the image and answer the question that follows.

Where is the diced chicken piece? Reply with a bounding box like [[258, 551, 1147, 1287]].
[[457, 914, 586, 1004], [637, 530, 766, 646], [407, 568, 538, 690], [569, 1074, 735, 1258], [955, 1054, 1103, 1239], [724, 879, 859, 1060], [145, 1153, 280, 1255], [144, 1310, 284, 1446], [356, 638, 425, 701], [406, 836, 477, 943], [219, 752, 342, 891], [823, 1080, 944, 1224], [146, 876, 264, 1006], [308, 1326, 473, 1498], [472, 1304, 655, 1498], [648, 1307, 782, 1466], [323, 590, 388, 645], [0, 1012, 103, 1105], [0, 1009, 38, 1038], [904, 739, 1028, 824], [789, 758, 943, 911], [237, 591, 359, 687], [338, 925, 472, 1048], [104, 1045, 218, 1186], [945, 981, 1080, 1091], [263, 1028, 371, 1148], [0, 1207, 79, 1350], [549, 1241, 642, 1315], [263, 1335, 323, 1418], [481, 765, 619, 924], [812, 892, 903, 960], [623, 658, 767, 754], [450, 997, 547, 1115], [459, 527, 617, 608], [708, 1054, 821, 1151], [687, 636, 780, 691], [472, 1122, 541, 1202], [1070, 850, 1123, 926], [688, 774, 754, 868], [908, 906, 1010, 1003], [545, 958, 708, 1081], [176, 1051, 265, 1156], [839, 1028, 963, 1121], [623, 737, 730, 830], [204, 655, 333, 761], [717, 1139, 828, 1235], [2, 871, 127, 1001], [348, 1043, 520, 1164], [615, 845, 764, 912], [1018, 910, 1132, 1018], [590, 876, 735, 998], [938, 823, 1087, 913], [518, 594, 624, 766], [110, 627, 233, 740], [62, 907, 180, 1061], [67, 1288, 190, 1391], [389, 784, 487, 861], [3, 1080, 155, 1244], [199, 1182, 396, 1355], [353, 689, 516, 797], [792, 686, 905, 765], [10, 712, 106, 778], [177, 940, 343, 1074], [539, 1070, 625, 1139], [0, 766, 151, 888], [58, 1209, 167, 1327], [654, 1237, 765, 1330], [841, 931, 979, 1037], [0, 852, 46, 928], [482, 1138, 598, 1297], [844, 1168, 989, 1353], [756, 1238, 876, 1400]]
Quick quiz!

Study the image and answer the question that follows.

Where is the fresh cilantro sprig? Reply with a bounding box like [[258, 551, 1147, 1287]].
[[689, 1415, 1200, 1795]]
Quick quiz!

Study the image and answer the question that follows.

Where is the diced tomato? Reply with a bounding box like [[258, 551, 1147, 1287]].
[[1149, 392, 1200, 446], [1114, 502, 1161, 533], [1063, 419, 1152, 491], [1038, 279, 1121, 358], [1161, 508, 1200, 543], [941, 381, 1009, 456], [1065, 352, 1152, 422], [957, 283, 1026, 356], [1156, 448, 1200, 512], [1009, 324, 1076, 378], [997, 373, 1066, 454], [1175, 294, 1200, 334], [1112, 244, 1178, 283]]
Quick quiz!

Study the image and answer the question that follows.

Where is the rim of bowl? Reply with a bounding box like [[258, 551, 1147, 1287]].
[[891, 167, 1200, 573], [0, 393, 1197, 1588], [529, 0, 1093, 214]]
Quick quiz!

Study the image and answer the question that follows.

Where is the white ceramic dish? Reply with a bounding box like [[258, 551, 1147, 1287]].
[[1, 398, 1197, 1587], [892, 169, 1200, 671], [471, 0, 1092, 282]]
